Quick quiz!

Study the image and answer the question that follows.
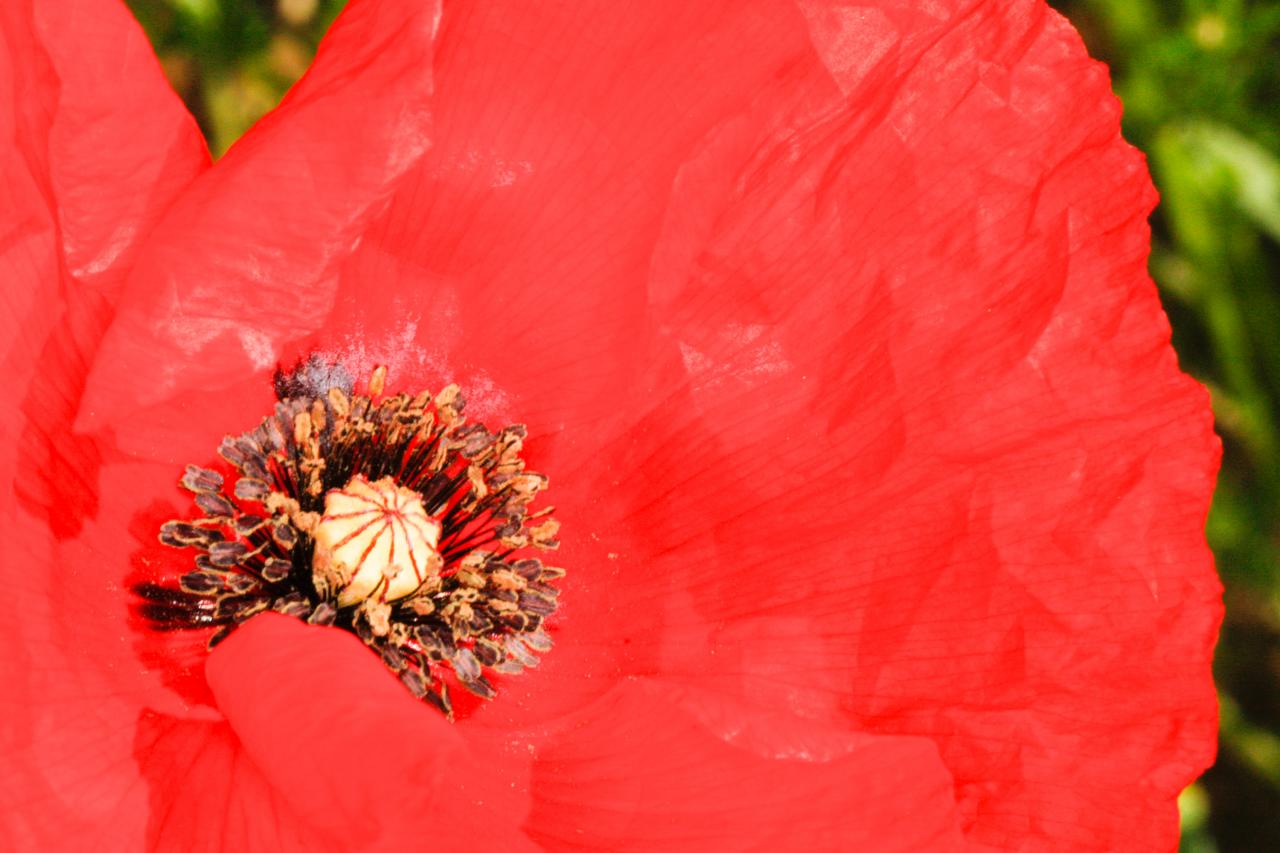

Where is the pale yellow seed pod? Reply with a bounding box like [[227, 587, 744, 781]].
[[312, 475, 442, 607]]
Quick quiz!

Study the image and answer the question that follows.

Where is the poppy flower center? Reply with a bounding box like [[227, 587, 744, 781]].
[[135, 357, 563, 718]]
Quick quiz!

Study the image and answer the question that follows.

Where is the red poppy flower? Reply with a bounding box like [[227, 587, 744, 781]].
[[1, 0, 1221, 850]]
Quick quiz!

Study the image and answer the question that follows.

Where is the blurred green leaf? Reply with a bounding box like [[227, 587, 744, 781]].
[[1178, 783, 1218, 853], [167, 0, 218, 28], [1180, 122, 1280, 242], [1219, 694, 1280, 789]]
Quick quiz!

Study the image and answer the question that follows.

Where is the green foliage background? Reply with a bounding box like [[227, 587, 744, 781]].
[[124, 1, 1280, 849]]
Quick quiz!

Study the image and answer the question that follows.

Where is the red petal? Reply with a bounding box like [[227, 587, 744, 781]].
[[524, 679, 970, 851], [0, 456, 225, 846], [554, 3, 1220, 848], [1, 0, 206, 405], [77, 0, 441, 438], [1, 5, 206, 841], [0, 0, 206, 308], [5, 2, 1221, 850], [30, 0, 209, 294], [293, 0, 822, 447], [2, 0, 207, 532], [135, 713, 332, 852], [205, 614, 535, 849]]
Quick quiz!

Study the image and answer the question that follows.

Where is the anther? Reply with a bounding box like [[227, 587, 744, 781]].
[[136, 360, 563, 718]]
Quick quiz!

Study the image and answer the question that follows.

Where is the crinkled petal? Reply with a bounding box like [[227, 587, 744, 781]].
[[523, 679, 972, 851], [284, 0, 822, 450], [78, 0, 441, 439], [0, 0, 206, 355], [134, 713, 331, 852], [205, 614, 534, 849], [3, 2, 1221, 850], [167, 5, 1216, 846], [246, 0, 841, 728], [1, 2, 206, 844], [545, 1, 1221, 848], [1, 0, 207, 535]]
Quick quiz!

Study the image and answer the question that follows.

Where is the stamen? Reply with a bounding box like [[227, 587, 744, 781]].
[[135, 358, 562, 718]]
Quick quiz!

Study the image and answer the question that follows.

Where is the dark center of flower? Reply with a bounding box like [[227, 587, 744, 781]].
[[135, 357, 563, 718]]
